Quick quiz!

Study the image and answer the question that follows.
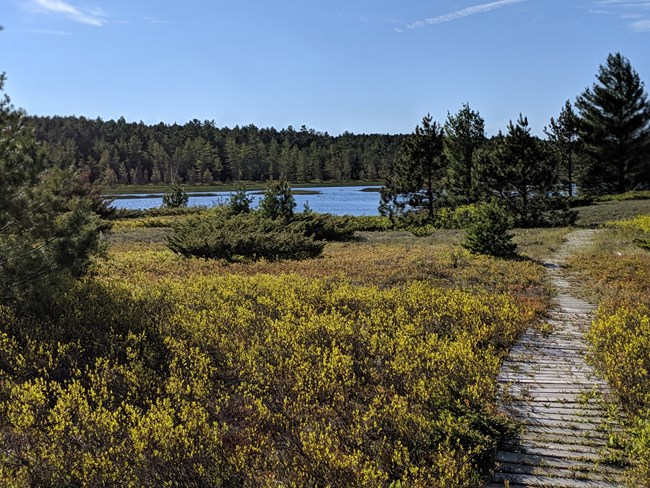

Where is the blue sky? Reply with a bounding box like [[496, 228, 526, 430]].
[[2, 0, 649, 135]]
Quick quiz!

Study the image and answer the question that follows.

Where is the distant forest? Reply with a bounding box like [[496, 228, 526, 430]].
[[29, 116, 405, 186]]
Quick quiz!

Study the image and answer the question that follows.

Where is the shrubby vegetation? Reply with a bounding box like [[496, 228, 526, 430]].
[[463, 204, 517, 258], [0, 263, 544, 487], [167, 211, 324, 262]]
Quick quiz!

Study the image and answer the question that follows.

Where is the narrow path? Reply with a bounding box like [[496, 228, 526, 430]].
[[486, 229, 627, 488]]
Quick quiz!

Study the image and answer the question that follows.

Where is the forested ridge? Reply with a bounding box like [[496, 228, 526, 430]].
[[28, 116, 405, 185]]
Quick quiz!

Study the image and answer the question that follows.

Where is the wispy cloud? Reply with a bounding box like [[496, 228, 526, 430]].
[[144, 16, 176, 25], [24, 28, 71, 35], [403, 0, 525, 30], [632, 18, 650, 29], [32, 0, 106, 26], [591, 0, 650, 30]]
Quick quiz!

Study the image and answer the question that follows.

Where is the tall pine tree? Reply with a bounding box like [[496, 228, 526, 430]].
[[545, 100, 581, 197], [380, 114, 446, 222], [444, 103, 485, 204], [576, 52, 650, 194], [476, 115, 572, 227]]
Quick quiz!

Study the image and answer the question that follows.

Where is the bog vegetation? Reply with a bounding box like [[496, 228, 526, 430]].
[[0, 51, 649, 487]]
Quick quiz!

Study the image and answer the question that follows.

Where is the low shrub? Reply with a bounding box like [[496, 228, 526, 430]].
[[463, 204, 517, 258], [111, 206, 207, 220], [167, 212, 324, 262]]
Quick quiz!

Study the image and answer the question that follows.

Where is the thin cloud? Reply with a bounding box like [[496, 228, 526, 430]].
[[32, 0, 106, 26], [632, 18, 650, 29], [591, 0, 650, 31], [25, 28, 71, 35], [144, 16, 176, 25], [405, 0, 525, 30]]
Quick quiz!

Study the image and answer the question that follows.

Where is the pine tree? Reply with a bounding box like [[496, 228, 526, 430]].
[[380, 114, 447, 222], [444, 103, 485, 203], [0, 73, 106, 310], [576, 52, 650, 194], [545, 100, 581, 197], [476, 115, 571, 227]]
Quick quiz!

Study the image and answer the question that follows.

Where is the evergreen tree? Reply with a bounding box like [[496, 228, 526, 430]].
[[162, 185, 189, 208], [0, 73, 106, 310], [576, 52, 650, 194], [545, 100, 581, 197], [476, 115, 570, 227], [380, 114, 446, 222], [259, 179, 296, 220], [444, 103, 485, 203]]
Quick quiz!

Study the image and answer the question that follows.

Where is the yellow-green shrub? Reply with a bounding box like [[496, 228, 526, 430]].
[[0, 273, 530, 487]]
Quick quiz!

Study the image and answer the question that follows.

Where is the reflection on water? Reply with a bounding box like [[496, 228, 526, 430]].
[[109, 186, 382, 216]]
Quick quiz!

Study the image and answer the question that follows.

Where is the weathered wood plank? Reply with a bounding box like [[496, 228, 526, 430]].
[[488, 229, 627, 487]]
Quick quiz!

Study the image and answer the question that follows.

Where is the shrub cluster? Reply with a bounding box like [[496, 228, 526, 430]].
[[167, 212, 324, 262], [0, 274, 529, 487]]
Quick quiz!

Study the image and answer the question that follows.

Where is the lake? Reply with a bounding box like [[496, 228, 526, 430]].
[[109, 186, 383, 216]]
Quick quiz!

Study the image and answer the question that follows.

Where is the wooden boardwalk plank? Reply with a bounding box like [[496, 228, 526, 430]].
[[487, 230, 628, 487]]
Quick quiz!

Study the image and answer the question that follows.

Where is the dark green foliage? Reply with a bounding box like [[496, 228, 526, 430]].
[[475, 115, 574, 227], [634, 237, 650, 251], [258, 179, 296, 219], [463, 204, 517, 258], [28, 115, 402, 185], [545, 100, 581, 197], [444, 103, 486, 203], [380, 114, 447, 222], [297, 213, 356, 241], [162, 185, 189, 208], [227, 186, 253, 214], [167, 212, 323, 262], [576, 53, 650, 194], [0, 73, 107, 310]]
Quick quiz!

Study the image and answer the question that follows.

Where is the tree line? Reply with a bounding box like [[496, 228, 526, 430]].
[[381, 52, 650, 227], [29, 116, 404, 186]]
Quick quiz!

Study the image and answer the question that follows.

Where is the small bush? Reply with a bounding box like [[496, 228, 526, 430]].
[[162, 185, 189, 208], [167, 212, 323, 262], [463, 204, 517, 258], [227, 186, 253, 214], [258, 179, 295, 219]]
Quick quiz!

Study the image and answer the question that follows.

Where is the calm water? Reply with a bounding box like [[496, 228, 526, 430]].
[[110, 186, 382, 216]]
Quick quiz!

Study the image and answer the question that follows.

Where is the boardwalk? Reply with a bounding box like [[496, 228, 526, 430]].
[[486, 230, 627, 488]]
